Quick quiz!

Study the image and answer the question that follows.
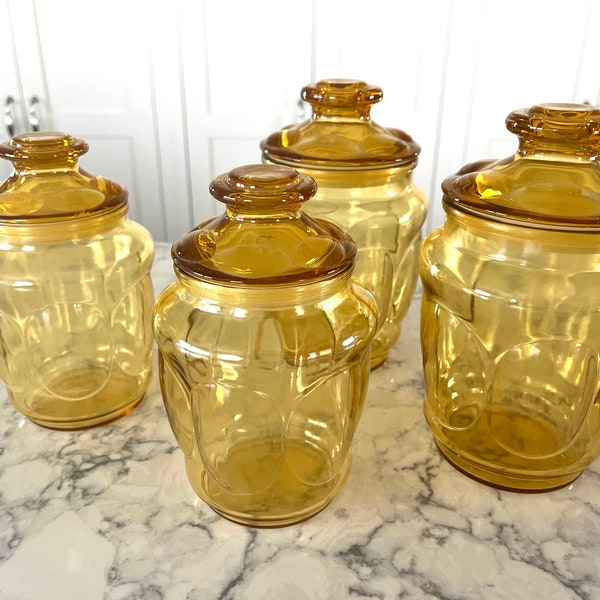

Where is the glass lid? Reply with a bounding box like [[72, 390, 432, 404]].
[[172, 164, 357, 285], [442, 104, 600, 231], [0, 132, 127, 224], [261, 79, 420, 170]]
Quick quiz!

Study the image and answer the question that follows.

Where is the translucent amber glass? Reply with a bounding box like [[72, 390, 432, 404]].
[[420, 104, 600, 491], [261, 79, 427, 368], [153, 165, 377, 526], [0, 132, 155, 429]]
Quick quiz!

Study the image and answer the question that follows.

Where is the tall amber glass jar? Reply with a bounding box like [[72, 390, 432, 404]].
[[420, 104, 600, 491], [0, 132, 155, 430], [261, 79, 427, 368], [153, 164, 377, 527]]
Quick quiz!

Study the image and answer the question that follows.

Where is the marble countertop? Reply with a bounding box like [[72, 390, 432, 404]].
[[0, 242, 599, 600]]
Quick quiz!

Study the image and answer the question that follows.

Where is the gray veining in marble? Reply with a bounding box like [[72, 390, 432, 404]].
[[0, 243, 599, 600]]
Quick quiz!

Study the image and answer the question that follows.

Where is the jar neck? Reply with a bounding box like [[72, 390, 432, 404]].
[[225, 205, 303, 221], [12, 155, 83, 173], [517, 138, 599, 162], [311, 106, 373, 122]]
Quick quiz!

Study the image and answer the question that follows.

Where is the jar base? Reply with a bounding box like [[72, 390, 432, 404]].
[[369, 349, 389, 370], [434, 440, 582, 493], [184, 441, 352, 527], [207, 497, 334, 528], [12, 367, 152, 431], [370, 322, 403, 370], [26, 394, 145, 431]]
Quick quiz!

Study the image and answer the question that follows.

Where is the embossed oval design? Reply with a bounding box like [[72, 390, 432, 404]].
[[25, 303, 112, 400], [353, 248, 394, 330], [423, 301, 488, 431], [159, 353, 194, 458], [112, 277, 154, 376], [191, 381, 284, 495], [0, 310, 31, 390], [490, 339, 597, 458], [391, 237, 420, 317], [287, 365, 358, 486]]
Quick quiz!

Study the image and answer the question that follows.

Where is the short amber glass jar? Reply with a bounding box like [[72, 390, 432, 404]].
[[153, 164, 377, 527], [0, 132, 155, 430], [261, 79, 427, 369], [420, 104, 600, 491]]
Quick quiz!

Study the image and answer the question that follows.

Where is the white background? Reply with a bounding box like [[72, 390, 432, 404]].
[[1, 0, 598, 241]]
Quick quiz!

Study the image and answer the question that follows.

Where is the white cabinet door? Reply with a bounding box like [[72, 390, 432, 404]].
[[180, 0, 314, 225], [311, 0, 451, 232], [5, 0, 170, 241]]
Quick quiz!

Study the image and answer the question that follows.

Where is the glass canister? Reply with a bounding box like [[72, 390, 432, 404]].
[[153, 164, 377, 527], [420, 104, 600, 491], [0, 132, 155, 430], [261, 79, 427, 369]]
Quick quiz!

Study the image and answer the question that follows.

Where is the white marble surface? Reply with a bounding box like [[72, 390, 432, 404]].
[[0, 242, 599, 600]]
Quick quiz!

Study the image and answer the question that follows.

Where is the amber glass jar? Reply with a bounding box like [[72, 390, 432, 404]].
[[420, 104, 600, 491], [0, 132, 155, 430], [261, 79, 427, 368], [153, 164, 377, 527]]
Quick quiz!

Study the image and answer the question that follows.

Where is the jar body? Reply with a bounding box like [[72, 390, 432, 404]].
[[153, 271, 376, 526], [420, 211, 600, 490], [0, 217, 155, 429], [264, 164, 427, 369]]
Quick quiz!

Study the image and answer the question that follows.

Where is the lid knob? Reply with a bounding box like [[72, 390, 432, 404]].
[[506, 104, 600, 157], [301, 79, 382, 120], [209, 164, 317, 211], [0, 132, 88, 169]]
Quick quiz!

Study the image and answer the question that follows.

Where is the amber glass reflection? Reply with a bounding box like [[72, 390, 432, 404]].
[[0, 132, 155, 429], [420, 104, 600, 491], [261, 79, 427, 368], [153, 165, 377, 526]]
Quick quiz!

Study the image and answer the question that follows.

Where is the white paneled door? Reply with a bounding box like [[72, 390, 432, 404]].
[[1, 0, 168, 240], [179, 0, 315, 226], [0, 0, 598, 241]]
